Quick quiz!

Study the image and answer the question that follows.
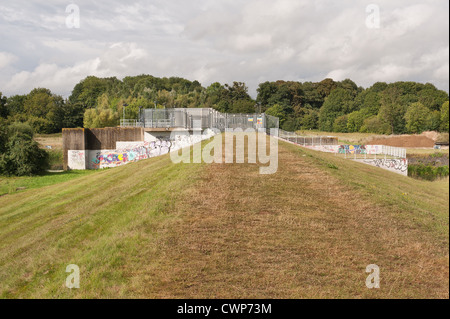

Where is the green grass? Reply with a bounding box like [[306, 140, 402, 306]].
[[0, 150, 204, 298], [0, 170, 97, 196], [283, 142, 449, 244], [46, 149, 64, 170], [0, 137, 448, 298], [407, 148, 449, 156]]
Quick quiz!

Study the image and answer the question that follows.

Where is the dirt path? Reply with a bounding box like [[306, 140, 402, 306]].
[[139, 141, 448, 299]]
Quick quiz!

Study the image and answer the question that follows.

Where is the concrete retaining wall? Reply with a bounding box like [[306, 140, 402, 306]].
[[64, 127, 216, 170], [303, 145, 384, 155], [353, 159, 408, 176], [63, 128, 86, 170], [63, 127, 144, 170]]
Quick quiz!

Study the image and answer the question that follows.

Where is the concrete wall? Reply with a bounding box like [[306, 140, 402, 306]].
[[64, 127, 216, 170], [62, 128, 86, 170], [85, 127, 144, 150], [353, 159, 408, 176], [85, 130, 216, 170], [303, 144, 386, 155], [63, 127, 144, 170]]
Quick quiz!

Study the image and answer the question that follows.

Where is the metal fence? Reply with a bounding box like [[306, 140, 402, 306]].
[[277, 129, 406, 159], [120, 120, 142, 127], [382, 145, 407, 159], [278, 129, 339, 146], [121, 108, 280, 132]]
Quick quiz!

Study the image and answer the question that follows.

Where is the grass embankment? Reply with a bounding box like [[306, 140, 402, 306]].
[[295, 130, 378, 145], [0, 136, 448, 298], [0, 171, 96, 197]]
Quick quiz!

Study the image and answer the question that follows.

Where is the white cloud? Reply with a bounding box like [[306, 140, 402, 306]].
[[0, 52, 17, 69], [0, 0, 448, 98]]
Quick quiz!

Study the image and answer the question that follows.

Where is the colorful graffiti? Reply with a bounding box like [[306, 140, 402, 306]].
[[89, 141, 165, 169], [338, 145, 367, 155], [83, 131, 217, 170], [304, 144, 383, 155]]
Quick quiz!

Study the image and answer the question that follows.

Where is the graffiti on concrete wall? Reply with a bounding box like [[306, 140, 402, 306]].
[[304, 145, 383, 155], [338, 145, 367, 155], [365, 145, 383, 155], [89, 140, 166, 169], [68, 150, 86, 170], [83, 131, 217, 170], [354, 159, 408, 176]]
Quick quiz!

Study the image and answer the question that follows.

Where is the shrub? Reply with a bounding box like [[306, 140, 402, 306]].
[[408, 164, 449, 181], [0, 123, 49, 176], [7, 122, 35, 139]]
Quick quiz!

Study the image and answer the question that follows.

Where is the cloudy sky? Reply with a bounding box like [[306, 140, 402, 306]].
[[0, 0, 448, 98]]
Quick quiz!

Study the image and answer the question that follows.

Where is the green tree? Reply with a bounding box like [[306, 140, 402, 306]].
[[265, 104, 287, 126], [360, 116, 391, 134], [404, 102, 429, 134], [347, 111, 365, 133], [23, 88, 65, 133], [441, 101, 449, 132], [333, 115, 349, 133], [319, 88, 353, 131], [426, 110, 441, 132], [0, 92, 7, 118], [281, 118, 299, 131], [301, 109, 319, 130], [379, 87, 406, 134], [84, 107, 120, 128]]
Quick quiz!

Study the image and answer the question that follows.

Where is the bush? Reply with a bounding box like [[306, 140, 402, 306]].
[[7, 121, 35, 139], [282, 118, 299, 131], [408, 164, 449, 181], [26, 116, 55, 134], [0, 123, 49, 176]]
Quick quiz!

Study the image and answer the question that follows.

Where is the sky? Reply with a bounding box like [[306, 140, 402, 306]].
[[0, 0, 448, 98]]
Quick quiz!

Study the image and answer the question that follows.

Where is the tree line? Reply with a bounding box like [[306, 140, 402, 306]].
[[1, 75, 449, 135]]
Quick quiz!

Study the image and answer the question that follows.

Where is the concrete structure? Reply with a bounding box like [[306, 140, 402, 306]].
[[63, 127, 145, 170], [276, 129, 408, 176], [63, 109, 280, 170]]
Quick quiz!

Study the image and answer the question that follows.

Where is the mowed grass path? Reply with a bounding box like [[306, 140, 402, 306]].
[[0, 137, 448, 298]]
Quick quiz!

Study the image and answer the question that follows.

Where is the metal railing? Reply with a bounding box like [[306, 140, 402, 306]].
[[278, 129, 339, 146], [120, 120, 143, 127], [121, 108, 280, 132], [382, 145, 407, 159]]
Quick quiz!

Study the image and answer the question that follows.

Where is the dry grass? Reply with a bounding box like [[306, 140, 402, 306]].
[[137, 137, 448, 298], [295, 131, 380, 145], [0, 135, 448, 299], [34, 133, 63, 150]]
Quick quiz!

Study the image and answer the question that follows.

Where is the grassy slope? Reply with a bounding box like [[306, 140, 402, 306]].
[[0, 153, 204, 298], [0, 137, 448, 298], [0, 171, 95, 196]]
